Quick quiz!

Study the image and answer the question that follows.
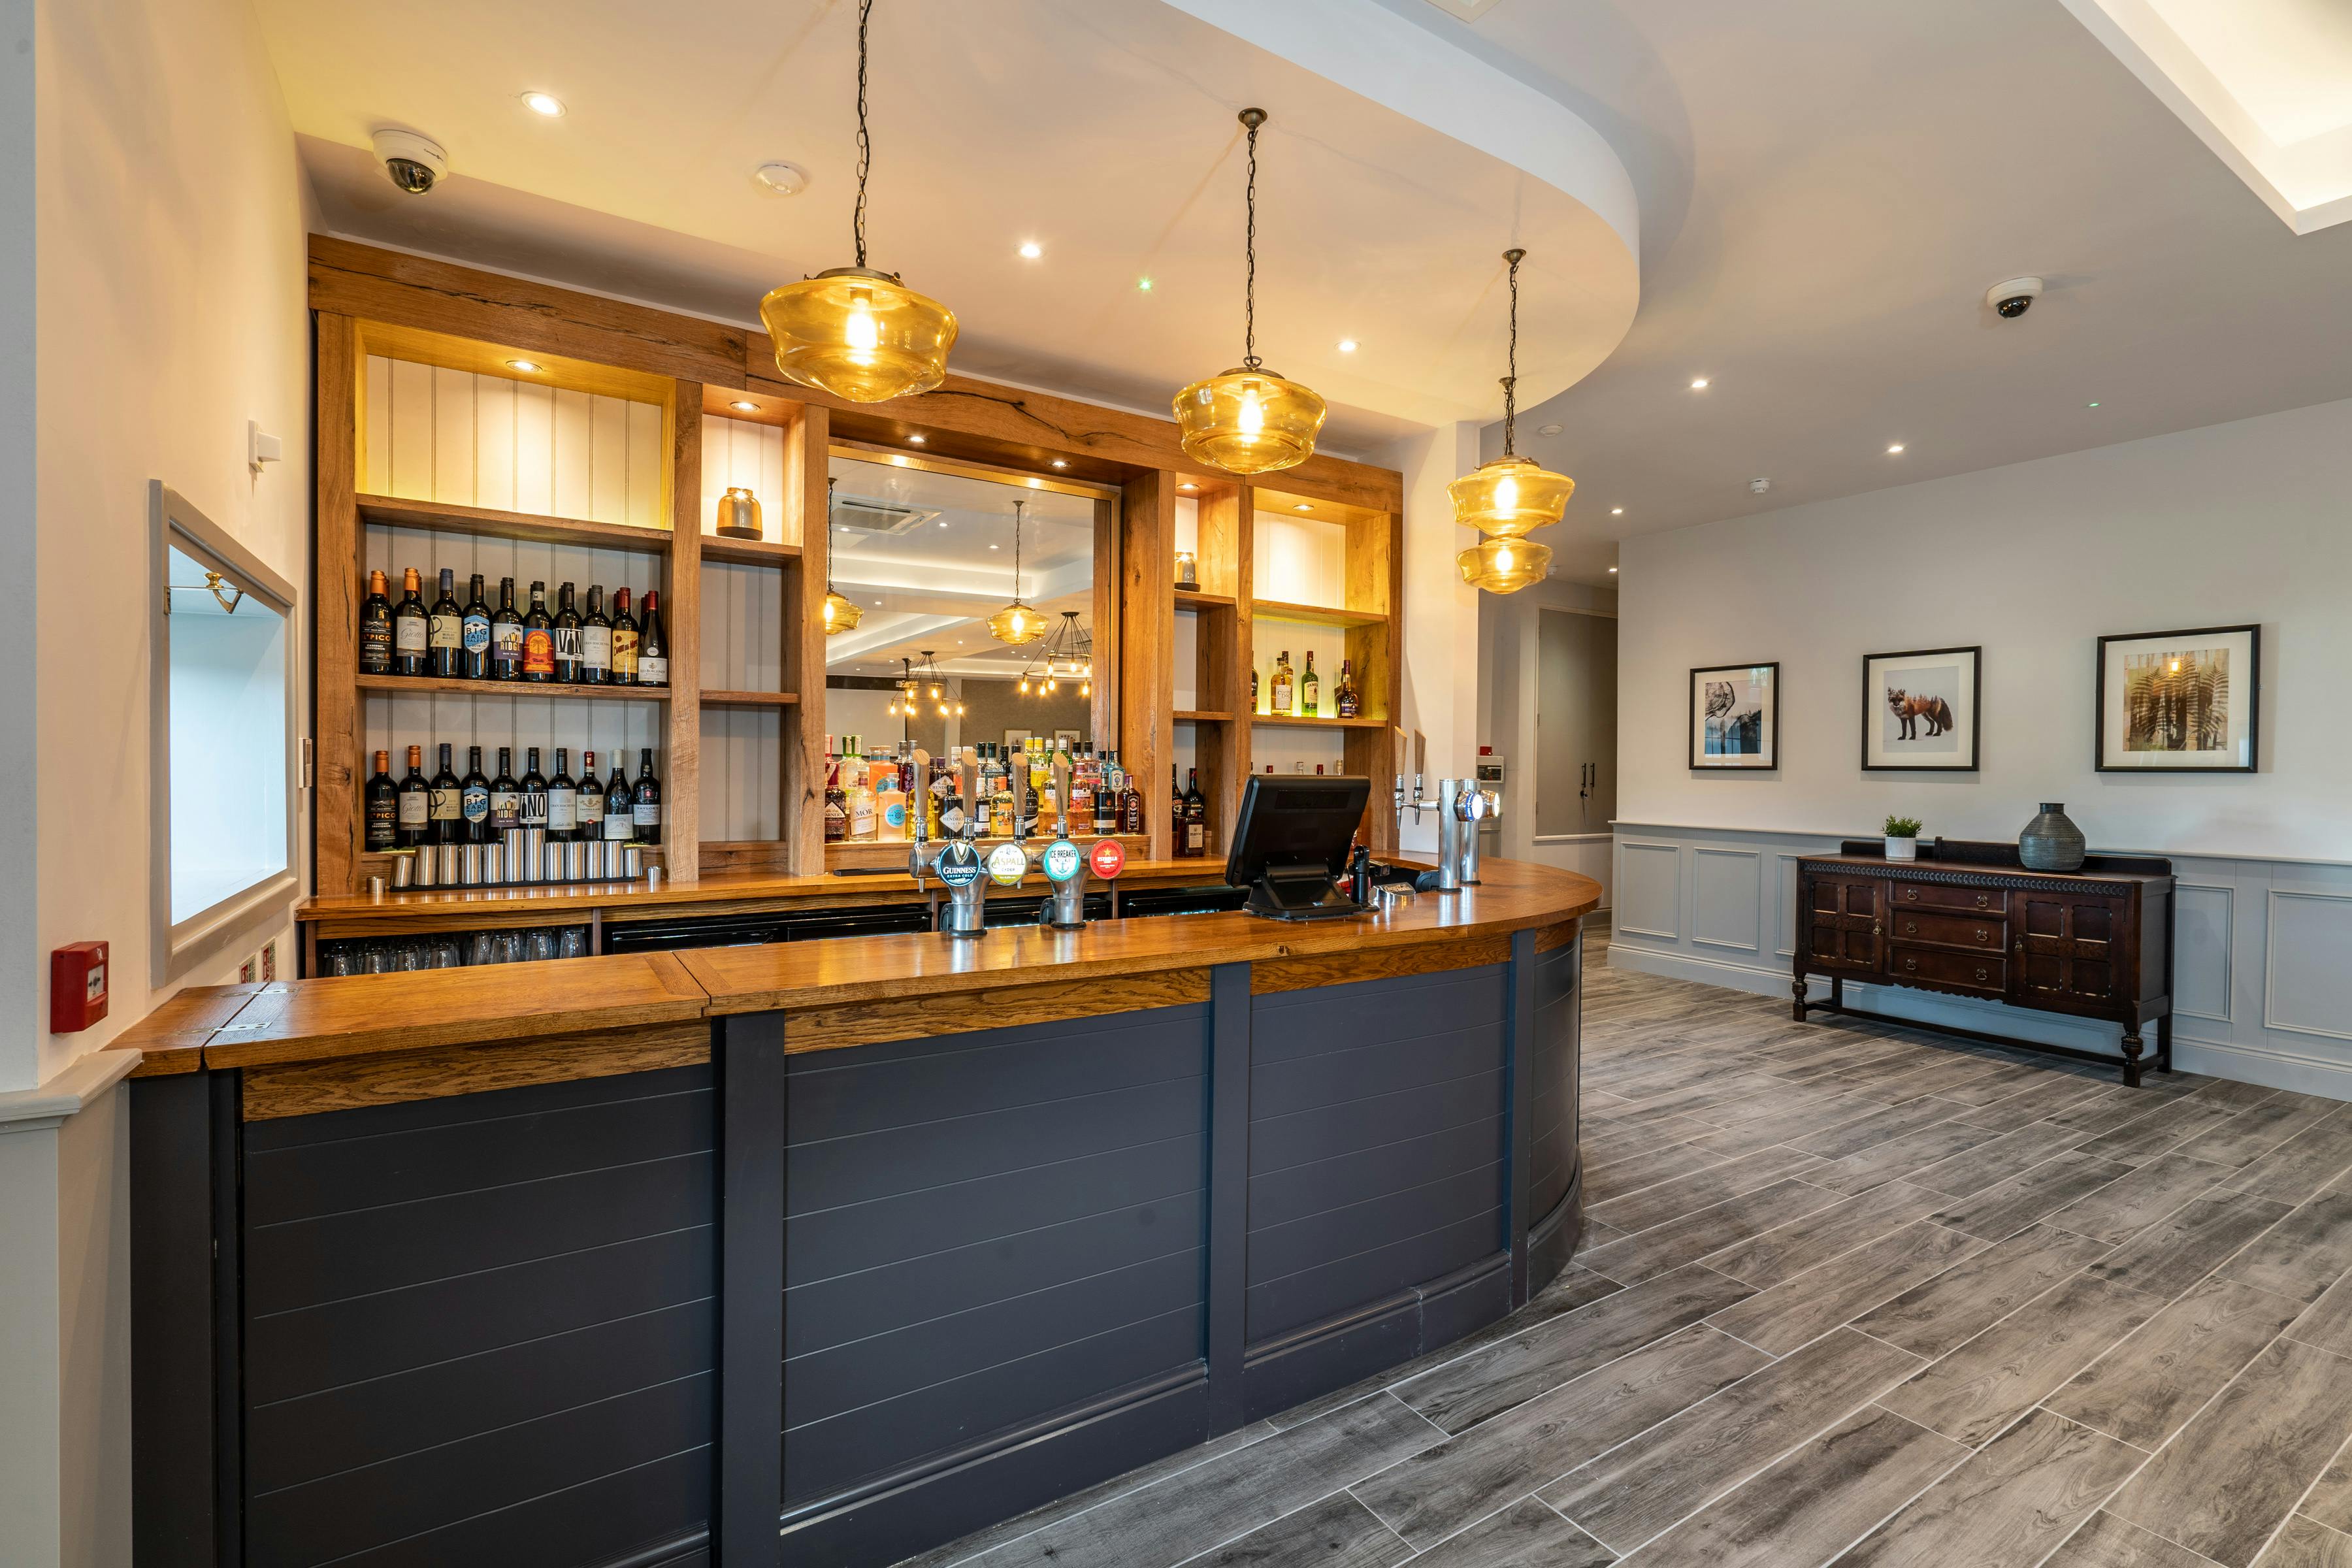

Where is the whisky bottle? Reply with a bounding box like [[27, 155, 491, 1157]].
[[1335, 659, 1361, 718], [359, 570, 393, 675], [1271, 650, 1294, 715], [365, 749, 397, 851], [1301, 650, 1319, 717]]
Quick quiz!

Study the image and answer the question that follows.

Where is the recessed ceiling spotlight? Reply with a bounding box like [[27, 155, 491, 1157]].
[[1051, 459, 1068, 468], [1690, 377, 1710, 389], [1886, 443, 1906, 455], [751, 161, 809, 197], [1294, 503, 1312, 512], [506, 359, 543, 373], [1337, 339, 1358, 353], [1179, 482, 1198, 491], [1537, 423, 1563, 436], [1610, 506, 1624, 515], [907, 434, 925, 444], [988, 544, 1000, 551], [521, 91, 566, 118], [1136, 276, 1154, 292], [1019, 241, 1043, 260], [729, 399, 757, 413], [2087, 400, 2101, 408], [1608, 566, 1618, 573]]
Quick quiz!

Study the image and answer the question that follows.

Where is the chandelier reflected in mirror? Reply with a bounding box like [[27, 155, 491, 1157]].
[[1019, 610, 1094, 698], [887, 651, 965, 719]]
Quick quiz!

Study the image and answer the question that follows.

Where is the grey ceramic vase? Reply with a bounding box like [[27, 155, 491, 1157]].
[[2019, 802, 2087, 872]]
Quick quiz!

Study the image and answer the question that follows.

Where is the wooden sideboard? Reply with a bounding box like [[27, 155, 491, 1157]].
[[1792, 839, 2174, 1086]]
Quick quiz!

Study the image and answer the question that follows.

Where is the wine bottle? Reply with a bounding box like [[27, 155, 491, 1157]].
[[633, 747, 663, 844], [552, 583, 583, 684], [489, 747, 521, 833], [429, 742, 463, 843], [428, 568, 464, 678], [1183, 768, 1207, 857], [1250, 663, 1260, 713], [490, 577, 523, 681], [1119, 754, 1145, 835], [397, 743, 430, 848], [638, 591, 670, 686], [1092, 755, 1117, 836], [460, 574, 492, 680], [581, 587, 613, 685], [359, 570, 393, 675], [364, 749, 397, 851], [521, 581, 555, 682], [461, 745, 491, 842], [611, 587, 640, 684], [1301, 651, 1319, 717], [392, 567, 429, 677], [547, 747, 579, 841], [1169, 766, 1186, 857], [520, 747, 548, 831], [576, 750, 606, 840], [603, 755, 636, 841]]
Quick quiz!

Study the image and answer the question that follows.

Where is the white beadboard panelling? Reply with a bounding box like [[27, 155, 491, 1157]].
[[1175, 497, 1200, 556], [700, 561, 783, 692], [553, 389, 594, 520], [1252, 510, 1347, 606], [700, 415, 789, 544], [700, 708, 782, 840], [364, 355, 391, 494], [1247, 726, 1347, 777], [1692, 846, 1763, 951], [627, 402, 664, 529], [475, 376, 517, 512], [388, 359, 434, 497], [1248, 619, 1350, 712], [1173, 610, 1200, 710], [433, 367, 474, 502], [514, 382, 555, 514]]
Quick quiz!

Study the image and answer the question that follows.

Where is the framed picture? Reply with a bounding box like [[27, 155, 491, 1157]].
[[1002, 728, 1034, 755], [1863, 645, 1982, 771], [1690, 663, 1779, 770], [2097, 624, 2259, 772]]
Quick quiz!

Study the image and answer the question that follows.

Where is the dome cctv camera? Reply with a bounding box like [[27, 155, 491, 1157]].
[[372, 129, 448, 195], [1987, 276, 2043, 318]]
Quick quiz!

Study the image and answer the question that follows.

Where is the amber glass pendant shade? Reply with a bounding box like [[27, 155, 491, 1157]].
[[1456, 536, 1554, 593], [987, 602, 1045, 645], [1173, 367, 1327, 476], [821, 588, 864, 634], [1449, 454, 1575, 538], [761, 267, 958, 404]]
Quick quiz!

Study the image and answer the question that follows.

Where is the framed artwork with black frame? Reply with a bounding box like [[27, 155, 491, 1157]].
[[2096, 623, 2259, 772], [1863, 645, 1982, 771], [1689, 662, 1779, 770]]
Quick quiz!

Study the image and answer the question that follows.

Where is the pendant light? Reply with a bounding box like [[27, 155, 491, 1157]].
[[759, 0, 958, 403], [1454, 249, 1575, 593], [820, 479, 864, 634], [1173, 109, 1326, 475], [1021, 610, 1094, 696], [987, 497, 1045, 645], [888, 651, 964, 718]]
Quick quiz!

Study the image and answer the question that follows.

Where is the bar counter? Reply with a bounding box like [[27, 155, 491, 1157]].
[[122, 858, 1600, 1568]]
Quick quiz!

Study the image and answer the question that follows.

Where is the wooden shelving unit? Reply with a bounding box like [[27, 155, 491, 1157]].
[[310, 237, 1405, 891], [1248, 713, 1386, 730]]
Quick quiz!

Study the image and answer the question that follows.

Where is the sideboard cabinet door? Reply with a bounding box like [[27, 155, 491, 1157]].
[[2016, 892, 2123, 1004], [1806, 876, 1886, 973]]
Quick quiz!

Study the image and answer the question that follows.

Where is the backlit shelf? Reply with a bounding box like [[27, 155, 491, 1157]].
[[357, 674, 670, 702], [1250, 598, 1388, 629]]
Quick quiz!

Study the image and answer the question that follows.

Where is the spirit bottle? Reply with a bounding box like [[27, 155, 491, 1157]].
[[1301, 651, 1319, 717], [1271, 650, 1294, 715]]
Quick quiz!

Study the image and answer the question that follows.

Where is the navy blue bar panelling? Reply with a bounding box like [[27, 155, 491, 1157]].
[[1529, 937, 1582, 1223], [1244, 966, 1511, 1345], [783, 1003, 1213, 1510], [238, 1064, 717, 1568]]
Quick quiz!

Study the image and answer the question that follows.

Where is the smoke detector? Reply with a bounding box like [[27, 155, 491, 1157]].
[[752, 162, 809, 197], [1749, 477, 1772, 495]]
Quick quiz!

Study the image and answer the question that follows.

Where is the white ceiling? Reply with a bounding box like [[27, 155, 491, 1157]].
[[258, 0, 1639, 457], [1388, 0, 2352, 583]]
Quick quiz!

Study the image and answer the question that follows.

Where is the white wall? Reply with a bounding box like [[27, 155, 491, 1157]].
[[5, 0, 313, 1558], [1373, 421, 1481, 855], [1618, 399, 2352, 858], [1481, 578, 1617, 903]]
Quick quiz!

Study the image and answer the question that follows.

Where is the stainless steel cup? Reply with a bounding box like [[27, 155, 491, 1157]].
[[623, 845, 644, 879], [544, 841, 567, 883], [645, 865, 664, 889], [435, 844, 460, 886], [412, 850, 437, 888], [368, 875, 389, 899], [502, 829, 528, 883], [564, 841, 589, 881], [584, 841, 609, 881], [519, 828, 545, 883], [459, 845, 485, 887], [483, 843, 504, 885]]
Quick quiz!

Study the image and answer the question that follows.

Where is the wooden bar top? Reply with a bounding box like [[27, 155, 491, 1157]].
[[120, 859, 1599, 1073]]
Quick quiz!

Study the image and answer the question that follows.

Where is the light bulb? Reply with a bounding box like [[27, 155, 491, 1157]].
[[1495, 474, 1519, 512], [1495, 545, 1515, 572], [1239, 391, 1264, 436], [845, 291, 879, 356]]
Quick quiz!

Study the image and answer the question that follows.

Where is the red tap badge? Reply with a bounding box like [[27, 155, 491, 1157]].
[[1088, 839, 1126, 881]]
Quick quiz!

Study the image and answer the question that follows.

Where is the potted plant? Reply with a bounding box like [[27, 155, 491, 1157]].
[[1884, 815, 1923, 862]]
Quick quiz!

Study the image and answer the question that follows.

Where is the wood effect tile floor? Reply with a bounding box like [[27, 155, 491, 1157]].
[[899, 936, 2352, 1568]]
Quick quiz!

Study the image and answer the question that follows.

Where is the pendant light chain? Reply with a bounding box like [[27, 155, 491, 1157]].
[[825, 478, 841, 595], [1501, 247, 1524, 457], [1242, 108, 1264, 370], [853, 0, 872, 269], [1012, 497, 1025, 598]]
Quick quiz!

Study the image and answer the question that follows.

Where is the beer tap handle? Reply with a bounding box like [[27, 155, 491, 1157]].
[[959, 748, 981, 841], [906, 747, 932, 887]]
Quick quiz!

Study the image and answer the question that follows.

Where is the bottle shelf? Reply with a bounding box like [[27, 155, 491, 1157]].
[[1173, 589, 1238, 611], [700, 534, 804, 568], [1249, 712, 1387, 730], [358, 494, 674, 555], [357, 673, 672, 702], [1251, 598, 1388, 629], [701, 689, 800, 708], [1174, 709, 1235, 723]]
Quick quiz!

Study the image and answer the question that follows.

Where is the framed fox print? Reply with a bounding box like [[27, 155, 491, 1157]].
[[1863, 645, 1981, 771], [2097, 624, 2259, 772], [1690, 663, 1779, 770]]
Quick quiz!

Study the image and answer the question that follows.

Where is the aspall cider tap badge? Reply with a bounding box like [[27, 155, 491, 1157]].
[[985, 842, 1029, 887], [1088, 839, 1127, 881], [1042, 840, 1083, 885], [934, 840, 981, 890]]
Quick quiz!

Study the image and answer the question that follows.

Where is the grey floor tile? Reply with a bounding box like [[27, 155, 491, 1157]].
[[2056, 1090, 2206, 1138], [2252, 1517, 2352, 1568], [2194, 1081, 2291, 1111], [2108, 1335, 2352, 1568], [1793, 1098, 1972, 1162], [1584, 1141, 1740, 1208], [2225, 1192, 2352, 1306], [1705, 1221, 1987, 1358], [1701, 1181, 1950, 1288], [1543, 1329, 1921, 1554], [2089, 1191, 2294, 1301], [1175, 1492, 1413, 1568], [1580, 1180, 1848, 1284], [2046, 1151, 2234, 1245], [1878, 1273, 2161, 1448], [1829, 1407, 2144, 1568], [2299, 1450, 2352, 1535], [1908, 1121, 2092, 1198], [1398, 1499, 1615, 1568], [2286, 1270, 2352, 1362], [2177, 1097, 2344, 1171], [2048, 1276, 2303, 1450], [1392, 1264, 1751, 1435], [1959, 1079, 2127, 1135], [1354, 1324, 1766, 1549], [2079, 1099, 2251, 1167], [1855, 1223, 2114, 1360], [1811, 1121, 2007, 1196], [1594, 1405, 1964, 1568], [2222, 1113, 2352, 1206], [2045, 1511, 2235, 1568], [1588, 1147, 1827, 1236], [1930, 1151, 2139, 1242]]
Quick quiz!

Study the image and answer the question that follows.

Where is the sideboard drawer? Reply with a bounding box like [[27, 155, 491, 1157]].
[[1889, 943, 2006, 997], [1890, 881, 2009, 915], [1890, 909, 2005, 952]]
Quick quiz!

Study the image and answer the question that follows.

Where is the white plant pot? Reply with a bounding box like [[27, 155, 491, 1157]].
[[1886, 836, 1918, 861]]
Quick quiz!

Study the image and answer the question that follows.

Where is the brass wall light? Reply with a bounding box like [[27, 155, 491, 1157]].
[[759, 0, 958, 402], [1173, 109, 1326, 475], [1454, 249, 1575, 593]]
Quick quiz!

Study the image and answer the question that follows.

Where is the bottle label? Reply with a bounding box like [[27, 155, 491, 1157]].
[[461, 785, 489, 823], [579, 793, 605, 830], [1186, 821, 1205, 853], [554, 626, 581, 666], [547, 788, 578, 832], [883, 800, 907, 832], [613, 629, 639, 677], [493, 621, 523, 674], [605, 808, 634, 840], [825, 798, 847, 842], [395, 618, 428, 655], [634, 800, 663, 827], [523, 789, 547, 827], [638, 655, 669, 685], [397, 792, 428, 826], [490, 790, 520, 830], [430, 786, 459, 822], [581, 625, 613, 672], [429, 613, 461, 651], [940, 803, 966, 834], [361, 621, 391, 671], [523, 629, 554, 676], [462, 615, 491, 655]]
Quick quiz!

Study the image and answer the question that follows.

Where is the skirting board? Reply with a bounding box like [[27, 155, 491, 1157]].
[[1608, 942, 2352, 1102]]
